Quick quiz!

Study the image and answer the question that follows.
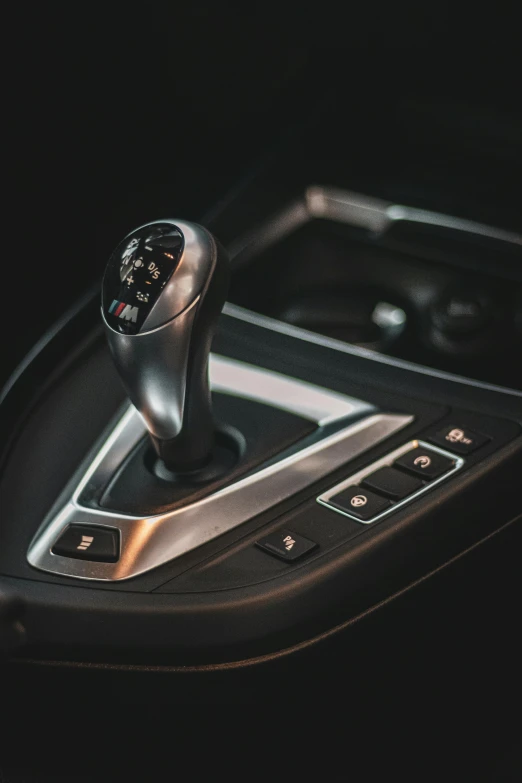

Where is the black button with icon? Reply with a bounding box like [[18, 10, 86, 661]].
[[327, 486, 392, 521], [394, 447, 456, 480], [429, 425, 491, 455], [256, 529, 319, 562], [318, 437, 467, 527], [52, 525, 120, 562]]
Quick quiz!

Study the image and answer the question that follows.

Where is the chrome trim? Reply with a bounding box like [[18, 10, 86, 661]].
[[306, 186, 522, 246], [210, 356, 367, 426], [104, 299, 199, 441], [306, 187, 392, 233], [62, 355, 373, 505], [223, 303, 522, 399], [28, 357, 409, 581], [140, 221, 215, 332], [230, 185, 522, 264], [317, 440, 464, 524]]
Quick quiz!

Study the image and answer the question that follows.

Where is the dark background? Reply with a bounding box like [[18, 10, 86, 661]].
[[7, 4, 521, 387], [2, 8, 521, 779]]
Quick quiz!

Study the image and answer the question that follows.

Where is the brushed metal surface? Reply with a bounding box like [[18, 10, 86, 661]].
[[104, 300, 198, 441]]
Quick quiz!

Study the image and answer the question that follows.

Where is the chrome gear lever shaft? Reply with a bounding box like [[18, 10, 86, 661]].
[[102, 220, 229, 471]]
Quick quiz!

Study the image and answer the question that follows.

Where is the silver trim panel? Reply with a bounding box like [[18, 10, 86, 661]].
[[210, 356, 367, 426], [317, 440, 464, 524], [28, 356, 409, 581], [230, 185, 522, 264], [306, 186, 522, 246]]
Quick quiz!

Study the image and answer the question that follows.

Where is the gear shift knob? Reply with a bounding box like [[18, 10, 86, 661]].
[[102, 220, 229, 471]]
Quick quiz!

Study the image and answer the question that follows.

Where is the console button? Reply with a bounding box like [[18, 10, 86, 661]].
[[362, 467, 423, 500], [430, 425, 491, 455], [395, 447, 455, 480], [52, 525, 120, 562], [256, 529, 318, 562], [327, 486, 392, 520]]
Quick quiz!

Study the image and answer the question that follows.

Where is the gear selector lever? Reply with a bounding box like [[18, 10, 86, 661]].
[[102, 220, 229, 472]]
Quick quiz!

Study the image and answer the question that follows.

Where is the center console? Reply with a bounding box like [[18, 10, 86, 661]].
[[1, 90, 522, 671], [0, 225, 520, 663]]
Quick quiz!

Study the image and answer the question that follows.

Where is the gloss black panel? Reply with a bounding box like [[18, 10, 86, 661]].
[[361, 466, 424, 500], [102, 223, 184, 335]]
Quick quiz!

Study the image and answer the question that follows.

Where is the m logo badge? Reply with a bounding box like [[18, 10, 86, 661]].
[[109, 300, 139, 323]]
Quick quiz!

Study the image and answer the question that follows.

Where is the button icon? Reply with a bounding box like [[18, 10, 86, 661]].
[[52, 525, 120, 562], [446, 428, 473, 446], [430, 425, 490, 455], [147, 261, 161, 280], [283, 534, 296, 551], [256, 529, 318, 562], [329, 486, 392, 520], [76, 535, 94, 552], [396, 447, 455, 479]]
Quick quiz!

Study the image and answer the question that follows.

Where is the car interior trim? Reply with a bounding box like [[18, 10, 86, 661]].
[[229, 185, 522, 264], [27, 353, 411, 581], [223, 303, 522, 398], [306, 186, 522, 245], [209, 355, 370, 425]]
